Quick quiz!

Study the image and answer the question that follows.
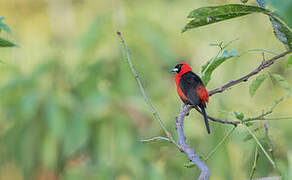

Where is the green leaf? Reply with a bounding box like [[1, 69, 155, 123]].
[[245, 122, 254, 127], [201, 58, 212, 73], [269, 16, 292, 50], [202, 40, 238, 73], [201, 50, 238, 85], [182, 4, 271, 32], [233, 111, 245, 120], [237, 113, 244, 120], [249, 74, 268, 97], [0, 36, 16, 47], [254, 0, 292, 49], [285, 55, 292, 68], [267, 0, 292, 28], [271, 74, 291, 98], [184, 162, 195, 168], [182, 3, 292, 50]]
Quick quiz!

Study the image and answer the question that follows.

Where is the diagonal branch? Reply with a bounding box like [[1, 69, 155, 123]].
[[176, 105, 210, 180], [117, 31, 177, 146], [209, 49, 292, 96]]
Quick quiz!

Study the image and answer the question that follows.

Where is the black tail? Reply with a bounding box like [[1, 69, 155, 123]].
[[201, 106, 210, 134]]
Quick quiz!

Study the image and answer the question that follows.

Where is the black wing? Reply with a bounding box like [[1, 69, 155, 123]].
[[179, 71, 203, 106]]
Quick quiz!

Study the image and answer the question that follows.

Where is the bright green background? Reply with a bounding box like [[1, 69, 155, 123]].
[[0, 0, 291, 180]]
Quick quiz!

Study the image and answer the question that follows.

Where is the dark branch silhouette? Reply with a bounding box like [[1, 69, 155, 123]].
[[209, 50, 292, 96]]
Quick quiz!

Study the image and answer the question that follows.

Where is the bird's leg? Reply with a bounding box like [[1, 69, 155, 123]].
[[184, 104, 194, 116]]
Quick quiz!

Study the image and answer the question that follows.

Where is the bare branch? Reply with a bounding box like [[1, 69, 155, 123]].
[[117, 31, 177, 145], [243, 98, 283, 123], [194, 96, 284, 125], [176, 105, 210, 180], [209, 49, 292, 96], [140, 136, 170, 143], [192, 106, 239, 125]]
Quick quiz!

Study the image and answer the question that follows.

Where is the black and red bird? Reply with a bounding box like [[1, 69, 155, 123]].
[[171, 63, 210, 134]]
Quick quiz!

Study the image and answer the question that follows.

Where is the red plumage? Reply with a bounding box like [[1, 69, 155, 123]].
[[171, 63, 210, 134], [196, 85, 209, 103], [174, 73, 188, 102]]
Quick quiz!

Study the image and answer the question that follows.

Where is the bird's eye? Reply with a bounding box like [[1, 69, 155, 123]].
[[172, 64, 180, 73]]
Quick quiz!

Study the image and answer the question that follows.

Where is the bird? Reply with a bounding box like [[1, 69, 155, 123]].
[[171, 62, 210, 134]]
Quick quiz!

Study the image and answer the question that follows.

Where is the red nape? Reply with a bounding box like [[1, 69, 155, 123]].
[[177, 63, 192, 76], [196, 86, 209, 103]]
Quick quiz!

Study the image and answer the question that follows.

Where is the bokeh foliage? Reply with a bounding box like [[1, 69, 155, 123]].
[[0, 0, 291, 180]]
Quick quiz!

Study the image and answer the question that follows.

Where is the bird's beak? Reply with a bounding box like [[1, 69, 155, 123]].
[[171, 68, 179, 72]]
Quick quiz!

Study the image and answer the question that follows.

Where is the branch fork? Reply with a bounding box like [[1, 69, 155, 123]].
[[176, 105, 210, 180]]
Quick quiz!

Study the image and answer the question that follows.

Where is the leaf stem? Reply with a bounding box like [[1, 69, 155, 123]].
[[204, 126, 236, 161], [243, 123, 275, 168], [249, 146, 259, 180]]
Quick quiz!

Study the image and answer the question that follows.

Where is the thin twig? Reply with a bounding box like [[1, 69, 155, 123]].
[[203, 38, 238, 74], [261, 117, 292, 120], [249, 146, 259, 180], [192, 106, 239, 125], [117, 31, 177, 145], [209, 49, 292, 96], [204, 126, 236, 161], [240, 49, 280, 56], [243, 124, 275, 168], [243, 98, 283, 123], [140, 136, 170, 143], [176, 105, 210, 180]]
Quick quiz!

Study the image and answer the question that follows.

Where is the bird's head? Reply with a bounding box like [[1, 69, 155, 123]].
[[171, 62, 192, 75]]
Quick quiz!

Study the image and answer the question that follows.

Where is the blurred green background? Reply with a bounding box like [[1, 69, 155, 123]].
[[0, 0, 291, 179]]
